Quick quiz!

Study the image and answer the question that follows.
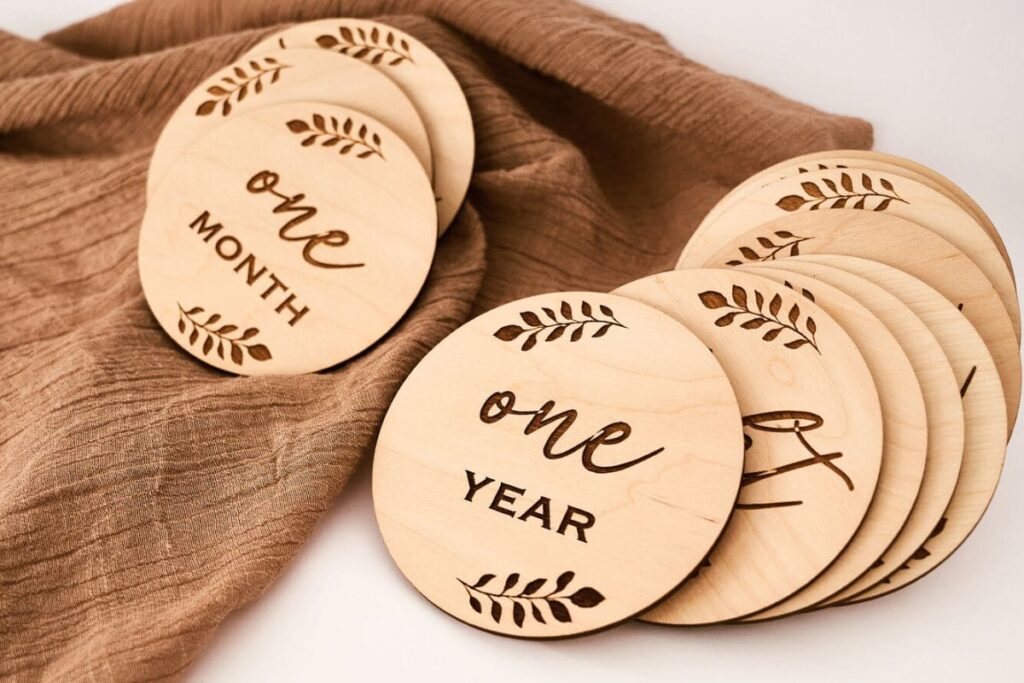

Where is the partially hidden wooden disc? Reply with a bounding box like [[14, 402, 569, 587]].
[[795, 255, 1007, 601], [615, 269, 883, 624], [737, 265, 927, 620], [248, 19, 474, 236], [138, 102, 436, 375], [704, 211, 1019, 433], [678, 168, 1020, 342], [689, 150, 1013, 279], [148, 48, 432, 198], [373, 292, 745, 638], [751, 259, 965, 606]]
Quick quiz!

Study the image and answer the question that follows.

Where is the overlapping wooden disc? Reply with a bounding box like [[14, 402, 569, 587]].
[[615, 269, 883, 624], [148, 48, 432, 197], [691, 150, 1013, 278], [737, 265, 927, 620], [373, 292, 745, 638], [795, 256, 1007, 602], [138, 102, 437, 375], [678, 167, 1020, 340], [703, 211, 1020, 432], [249, 19, 474, 236], [753, 259, 965, 606]]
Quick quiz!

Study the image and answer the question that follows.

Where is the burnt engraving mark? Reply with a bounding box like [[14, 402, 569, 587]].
[[315, 24, 415, 65], [196, 57, 290, 117], [878, 517, 948, 583], [493, 301, 626, 351], [726, 230, 814, 266], [699, 286, 819, 352], [287, 115, 384, 159], [177, 304, 272, 366], [459, 571, 604, 627], [464, 470, 596, 543], [776, 173, 908, 212], [736, 410, 852, 509]]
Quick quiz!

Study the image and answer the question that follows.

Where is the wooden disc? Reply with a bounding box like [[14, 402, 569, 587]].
[[615, 269, 883, 624], [138, 102, 436, 375], [248, 19, 474, 236], [689, 150, 1013, 278], [148, 48, 433, 198], [372, 292, 745, 638], [736, 265, 927, 620], [703, 211, 1019, 433], [795, 256, 1007, 601], [678, 168, 1020, 341], [753, 259, 965, 606]]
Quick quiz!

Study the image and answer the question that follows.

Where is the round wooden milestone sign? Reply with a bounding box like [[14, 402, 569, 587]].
[[689, 150, 1013, 277], [704, 211, 1020, 433], [138, 102, 437, 375], [738, 265, 927, 620], [796, 256, 1007, 602], [678, 167, 1020, 340], [614, 269, 883, 625], [373, 292, 745, 638], [147, 48, 433, 198], [764, 259, 964, 606], [248, 19, 475, 236]]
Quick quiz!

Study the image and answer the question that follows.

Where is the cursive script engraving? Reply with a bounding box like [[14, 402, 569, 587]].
[[479, 391, 665, 474], [736, 410, 853, 510], [246, 170, 364, 270]]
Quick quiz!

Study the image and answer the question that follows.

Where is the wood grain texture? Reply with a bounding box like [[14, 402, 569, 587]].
[[795, 255, 1007, 601], [705, 211, 1020, 432], [752, 259, 966, 606], [678, 167, 1020, 342], [373, 292, 745, 638], [248, 19, 474, 236], [147, 48, 432, 198], [616, 269, 883, 625], [686, 150, 1014, 281], [740, 265, 927, 620], [139, 102, 436, 374]]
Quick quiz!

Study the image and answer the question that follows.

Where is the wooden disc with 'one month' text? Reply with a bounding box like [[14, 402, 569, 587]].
[[139, 102, 436, 375], [148, 48, 432, 199], [704, 211, 1019, 433], [750, 258, 965, 607], [739, 265, 927, 620], [796, 256, 1007, 602], [373, 292, 745, 638], [249, 19, 474, 236], [615, 269, 883, 624]]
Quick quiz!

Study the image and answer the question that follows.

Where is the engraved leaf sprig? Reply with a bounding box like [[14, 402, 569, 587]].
[[459, 571, 605, 627], [195, 57, 290, 117], [315, 24, 415, 65], [725, 230, 814, 266], [776, 173, 908, 212], [286, 114, 384, 159], [493, 301, 626, 351], [177, 303, 272, 366], [698, 285, 820, 353]]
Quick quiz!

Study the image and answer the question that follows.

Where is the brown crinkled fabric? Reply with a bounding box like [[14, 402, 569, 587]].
[[0, 0, 871, 678]]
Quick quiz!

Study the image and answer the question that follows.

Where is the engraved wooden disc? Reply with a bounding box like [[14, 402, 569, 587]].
[[735, 265, 927, 620], [678, 168, 1021, 341], [372, 292, 745, 638], [138, 102, 436, 375], [688, 150, 1013, 279], [148, 48, 433, 198], [761, 259, 964, 606], [248, 19, 474, 236], [615, 269, 883, 624], [795, 256, 1007, 602], [704, 211, 1020, 433]]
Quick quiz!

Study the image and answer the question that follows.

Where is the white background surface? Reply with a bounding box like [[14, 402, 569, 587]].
[[5, 1, 1023, 681]]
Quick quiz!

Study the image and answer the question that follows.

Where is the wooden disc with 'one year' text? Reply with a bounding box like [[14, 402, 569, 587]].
[[249, 18, 474, 236], [139, 102, 437, 375], [615, 269, 883, 624], [373, 292, 745, 638], [148, 48, 432, 198]]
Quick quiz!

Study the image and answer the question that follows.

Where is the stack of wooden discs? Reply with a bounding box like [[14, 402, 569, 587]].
[[373, 150, 1018, 637], [138, 18, 473, 375]]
